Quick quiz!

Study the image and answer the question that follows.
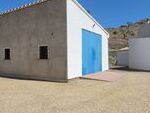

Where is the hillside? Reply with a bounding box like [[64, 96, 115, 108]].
[[107, 18, 150, 50], [107, 18, 150, 66]]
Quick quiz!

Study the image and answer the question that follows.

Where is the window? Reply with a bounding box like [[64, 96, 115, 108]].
[[5, 48, 11, 60], [39, 46, 48, 59]]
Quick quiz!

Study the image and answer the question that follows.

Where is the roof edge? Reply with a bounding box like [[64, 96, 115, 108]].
[[0, 0, 109, 38], [0, 0, 47, 16], [71, 0, 109, 37]]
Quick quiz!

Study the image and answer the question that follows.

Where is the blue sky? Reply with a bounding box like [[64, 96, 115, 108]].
[[0, 0, 150, 28]]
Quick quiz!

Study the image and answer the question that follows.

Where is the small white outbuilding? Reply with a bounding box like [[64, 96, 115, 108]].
[[117, 23, 150, 71], [116, 47, 128, 67]]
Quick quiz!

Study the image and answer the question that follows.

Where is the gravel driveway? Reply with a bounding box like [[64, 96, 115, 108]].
[[0, 70, 150, 113]]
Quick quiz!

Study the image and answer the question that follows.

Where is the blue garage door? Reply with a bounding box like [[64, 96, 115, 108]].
[[82, 29, 102, 76]]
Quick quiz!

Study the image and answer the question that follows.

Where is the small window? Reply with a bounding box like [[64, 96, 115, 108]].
[[5, 48, 11, 60], [39, 46, 48, 59]]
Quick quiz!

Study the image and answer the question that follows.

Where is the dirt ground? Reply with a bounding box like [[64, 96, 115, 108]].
[[0, 70, 150, 113]]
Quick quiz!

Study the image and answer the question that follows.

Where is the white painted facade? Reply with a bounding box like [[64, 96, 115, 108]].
[[129, 38, 150, 71], [0, 0, 109, 81], [67, 0, 109, 79], [116, 38, 150, 71], [117, 51, 128, 66]]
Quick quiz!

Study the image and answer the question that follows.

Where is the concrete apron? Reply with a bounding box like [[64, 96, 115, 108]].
[[81, 70, 123, 82]]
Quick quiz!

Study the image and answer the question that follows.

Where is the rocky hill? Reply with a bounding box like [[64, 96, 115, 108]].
[[107, 18, 150, 66], [107, 18, 150, 50]]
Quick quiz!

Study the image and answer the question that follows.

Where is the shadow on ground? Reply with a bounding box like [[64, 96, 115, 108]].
[[110, 66, 150, 72]]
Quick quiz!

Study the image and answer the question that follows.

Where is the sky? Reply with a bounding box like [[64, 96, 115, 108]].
[[0, 0, 150, 28]]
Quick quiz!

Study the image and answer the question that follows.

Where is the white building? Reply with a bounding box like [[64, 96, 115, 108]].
[[0, 0, 109, 82], [116, 47, 128, 66], [117, 23, 150, 71]]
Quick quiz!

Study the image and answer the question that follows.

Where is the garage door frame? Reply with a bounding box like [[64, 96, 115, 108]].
[[82, 29, 102, 76]]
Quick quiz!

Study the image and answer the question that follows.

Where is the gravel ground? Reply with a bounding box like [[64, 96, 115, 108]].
[[0, 70, 150, 113]]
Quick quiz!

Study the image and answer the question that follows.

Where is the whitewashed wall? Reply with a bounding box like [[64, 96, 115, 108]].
[[117, 51, 129, 66], [129, 38, 150, 71], [67, 0, 109, 79]]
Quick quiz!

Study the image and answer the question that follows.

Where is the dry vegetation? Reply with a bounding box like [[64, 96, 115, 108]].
[[107, 18, 150, 49], [107, 18, 150, 65]]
